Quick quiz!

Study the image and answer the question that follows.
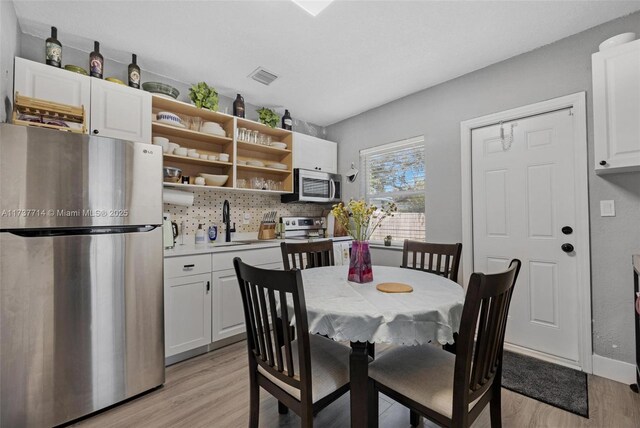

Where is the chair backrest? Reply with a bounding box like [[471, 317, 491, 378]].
[[233, 257, 312, 399], [401, 240, 463, 281], [281, 240, 335, 271], [453, 259, 521, 413]]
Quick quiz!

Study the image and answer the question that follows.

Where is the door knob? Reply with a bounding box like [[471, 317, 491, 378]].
[[561, 243, 574, 253], [599, 160, 607, 166], [561, 226, 573, 235], [93, 129, 99, 134]]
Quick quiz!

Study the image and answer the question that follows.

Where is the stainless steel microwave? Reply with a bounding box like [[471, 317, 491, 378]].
[[281, 169, 342, 203]]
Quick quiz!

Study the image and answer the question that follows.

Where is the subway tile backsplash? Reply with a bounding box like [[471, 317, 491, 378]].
[[164, 190, 327, 239]]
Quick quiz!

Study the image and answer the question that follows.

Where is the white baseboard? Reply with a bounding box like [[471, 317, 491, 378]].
[[592, 354, 636, 385]]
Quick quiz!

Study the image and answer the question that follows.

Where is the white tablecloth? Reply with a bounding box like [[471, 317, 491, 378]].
[[299, 265, 464, 346]]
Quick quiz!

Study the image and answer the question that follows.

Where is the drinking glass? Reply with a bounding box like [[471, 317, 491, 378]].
[[237, 128, 246, 142], [190, 116, 202, 132], [251, 130, 259, 144], [236, 178, 247, 189]]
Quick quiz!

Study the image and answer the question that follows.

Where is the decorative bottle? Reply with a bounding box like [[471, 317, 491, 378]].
[[89, 41, 104, 79], [128, 54, 140, 88], [45, 26, 62, 68], [233, 94, 245, 118], [282, 109, 292, 130]]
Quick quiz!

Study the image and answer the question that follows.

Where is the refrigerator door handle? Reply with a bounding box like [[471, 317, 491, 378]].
[[206, 281, 211, 293], [3, 225, 158, 237]]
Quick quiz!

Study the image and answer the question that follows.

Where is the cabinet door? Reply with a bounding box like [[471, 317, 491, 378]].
[[592, 39, 640, 173], [14, 57, 90, 131], [165, 272, 212, 357], [90, 79, 151, 143], [212, 269, 246, 341], [293, 132, 338, 173]]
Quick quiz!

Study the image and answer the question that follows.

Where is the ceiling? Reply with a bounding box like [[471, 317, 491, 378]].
[[12, 1, 640, 126]]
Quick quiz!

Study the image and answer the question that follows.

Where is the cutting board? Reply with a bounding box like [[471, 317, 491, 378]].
[[376, 282, 413, 293]]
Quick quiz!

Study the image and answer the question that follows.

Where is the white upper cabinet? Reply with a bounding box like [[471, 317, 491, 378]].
[[14, 57, 90, 130], [90, 79, 151, 143], [293, 132, 338, 174], [592, 39, 640, 174]]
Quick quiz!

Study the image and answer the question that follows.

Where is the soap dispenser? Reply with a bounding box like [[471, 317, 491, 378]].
[[195, 224, 206, 244]]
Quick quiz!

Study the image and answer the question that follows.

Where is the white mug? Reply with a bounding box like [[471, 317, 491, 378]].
[[195, 177, 205, 185], [219, 153, 230, 162]]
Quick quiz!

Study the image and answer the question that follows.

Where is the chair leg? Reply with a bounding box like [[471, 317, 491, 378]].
[[368, 379, 379, 428], [278, 401, 289, 414], [301, 407, 313, 428], [409, 409, 421, 426], [248, 374, 259, 428], [490, 389, 502, 428], [368, 342, 376, 360]]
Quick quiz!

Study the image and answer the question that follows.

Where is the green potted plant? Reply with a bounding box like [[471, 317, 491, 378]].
[[256, 107, 280, 128], [189, 82, 219, 111]]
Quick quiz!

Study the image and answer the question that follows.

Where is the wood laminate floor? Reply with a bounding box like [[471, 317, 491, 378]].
[[74, 341, 640, 428]]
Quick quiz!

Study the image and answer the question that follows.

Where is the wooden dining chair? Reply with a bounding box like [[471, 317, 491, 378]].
[[233, 257, 350, 428], [281, 240, 335, 271], [368, 259, 521, 428], [401, 240, 463, 281]]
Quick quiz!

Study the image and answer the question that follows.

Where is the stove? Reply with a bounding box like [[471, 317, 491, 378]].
[[280, 216, 326, 239]]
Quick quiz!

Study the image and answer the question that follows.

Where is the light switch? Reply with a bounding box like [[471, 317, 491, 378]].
[[600, 200, 615, 217]]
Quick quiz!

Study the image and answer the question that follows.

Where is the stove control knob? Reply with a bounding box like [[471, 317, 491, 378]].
[[291, 220, 296, 225], [285, 221, 290, 226]]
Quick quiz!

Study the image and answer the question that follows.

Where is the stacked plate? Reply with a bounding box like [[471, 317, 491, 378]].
[[142, 82, 180, 99], [200, 121, 226, 137], [270, 142, 288, 149], [266, 162, 287, 170], [247, 160, 265, 167]]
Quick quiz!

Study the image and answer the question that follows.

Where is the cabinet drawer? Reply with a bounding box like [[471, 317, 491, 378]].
[[213, 246, 281, 271], [165, 254, 212, 278]]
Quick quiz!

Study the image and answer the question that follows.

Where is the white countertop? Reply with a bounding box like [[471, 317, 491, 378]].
[[164, 233, 352, 258]]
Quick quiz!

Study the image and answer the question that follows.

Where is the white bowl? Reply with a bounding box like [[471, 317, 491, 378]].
[[157, 111, 181, 123], [174, 147, 188, 156], [599, 32, 636, 51], [270, 142, 288, 149], [219, 153, 230, 162], [187, 148, 197, 154], [199, 173, 228, 187], [247, 160, 264, 167], [188, 152, 200, 159], [152, 136, 169, 152], [208, 155, 218, 161], [167, 142, 180, 154], [266, 162, 287, 170]]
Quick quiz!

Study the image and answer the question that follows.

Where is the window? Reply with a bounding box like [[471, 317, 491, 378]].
[[360, 136, 425, 241]]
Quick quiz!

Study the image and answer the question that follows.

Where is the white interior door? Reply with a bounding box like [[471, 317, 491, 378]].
[[471, 108, 581, 366]]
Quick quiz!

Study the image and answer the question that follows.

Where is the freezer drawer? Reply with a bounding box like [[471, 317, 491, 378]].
[[0, 228, 164, 427]]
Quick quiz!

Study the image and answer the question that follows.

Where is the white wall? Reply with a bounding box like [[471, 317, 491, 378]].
[[0, 0, 20, 122], [328, 12, 640, 365]]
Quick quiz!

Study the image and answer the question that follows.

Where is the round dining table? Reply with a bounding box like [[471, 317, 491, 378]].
[[299, 265, 465, 428]]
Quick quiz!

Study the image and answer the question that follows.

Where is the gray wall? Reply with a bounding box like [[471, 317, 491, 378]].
[[19, 33, 324, 137], [1, 0, 20, 122], [327, 12, 640, 365]]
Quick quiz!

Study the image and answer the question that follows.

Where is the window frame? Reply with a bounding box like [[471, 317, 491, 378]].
[[359, 136, 426, 242]]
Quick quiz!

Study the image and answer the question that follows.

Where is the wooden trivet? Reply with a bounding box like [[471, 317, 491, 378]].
[[376, 282, 413, 293]]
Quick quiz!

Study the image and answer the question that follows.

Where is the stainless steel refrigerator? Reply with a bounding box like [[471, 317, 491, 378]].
[[0, 124, 165, 427]]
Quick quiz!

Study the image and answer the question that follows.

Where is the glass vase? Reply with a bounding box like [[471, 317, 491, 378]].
[[348, 240, 373, 283]]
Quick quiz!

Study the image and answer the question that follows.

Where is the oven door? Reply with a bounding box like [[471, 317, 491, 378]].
[[297, 169, 341, 203]]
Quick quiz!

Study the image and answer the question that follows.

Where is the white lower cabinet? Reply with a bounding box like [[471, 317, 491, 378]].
[[164, 272, 212, 357], [212, 269, 245, 341], [164, 246, 283, 361], [211, 248, 283, 342]]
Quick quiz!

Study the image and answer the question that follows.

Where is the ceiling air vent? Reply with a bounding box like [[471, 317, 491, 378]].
[[248, 67, 279, 86]]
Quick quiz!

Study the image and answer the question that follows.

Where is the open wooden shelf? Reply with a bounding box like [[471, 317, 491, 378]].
[[152, 95, 234, 125], [163, 153, 232, 168], [236, 140, 291, 154], [153, 122, 232, 145], [163, 182, 288, 195], [237, 118, 292, 139], [163, 182, 230, 191], [237, 164, 292, 175]]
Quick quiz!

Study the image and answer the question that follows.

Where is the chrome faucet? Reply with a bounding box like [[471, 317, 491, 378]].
[[222, 199, 235, 242]]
